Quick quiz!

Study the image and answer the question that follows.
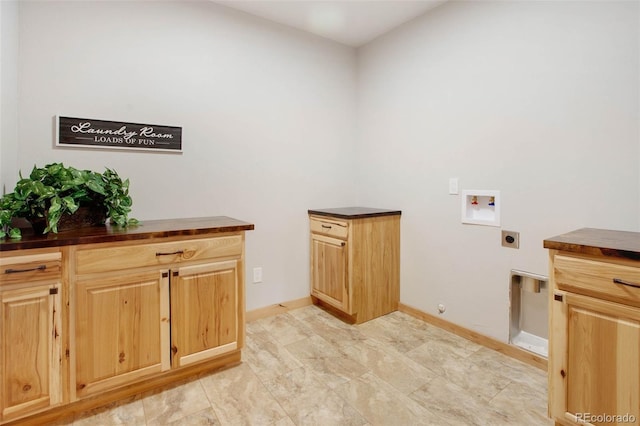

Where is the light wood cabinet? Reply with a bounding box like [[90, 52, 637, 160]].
[[545, 228, 640, 426], [74, 270, 170, 398], [0, 216, 253, 424], [309, 208, 400, 324], [0, 251, 62, 423], [71, 234, 244, 398], [171, 260, 239, 367], [310, 233, 348, 312]]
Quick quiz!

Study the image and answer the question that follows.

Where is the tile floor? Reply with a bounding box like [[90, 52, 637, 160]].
[[65, 306, 552, 425]]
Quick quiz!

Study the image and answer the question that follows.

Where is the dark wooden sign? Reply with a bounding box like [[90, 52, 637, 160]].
[[56, 116, 182, 153]]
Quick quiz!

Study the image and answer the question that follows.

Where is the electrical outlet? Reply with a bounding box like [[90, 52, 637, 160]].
[[253, 267, 263, 283], [502, 231, 519, 249]]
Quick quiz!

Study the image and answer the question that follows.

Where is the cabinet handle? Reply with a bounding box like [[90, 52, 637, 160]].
[[156, 250, 184, 257], [322, 224, 332, 229], [613, 278, 640, 288], [4, 265, 46, 274]]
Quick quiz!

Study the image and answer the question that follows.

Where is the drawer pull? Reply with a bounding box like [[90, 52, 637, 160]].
[[322, 224, 332, 229], [156, 250, 184, 257], [4, 265, 46, 274], [613, 278, 640, 288]]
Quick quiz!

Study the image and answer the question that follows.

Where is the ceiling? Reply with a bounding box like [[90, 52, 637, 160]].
[[212, 1, 447, 47]]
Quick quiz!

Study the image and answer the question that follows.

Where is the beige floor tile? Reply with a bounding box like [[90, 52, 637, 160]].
[[142, 380, 211, 425], [73, 399, 146, 426], [333, 372, 452, 426], [255, 313, 314, 346], [442, 356, 513, 402], [284, 334, 345, 360], [341, 339, 438, 395], [409, 375, 512, 426], [164, 407, 221, 425], [243, 329, 303, 381], [301, 311, 369, 348], [404, 339, 469, 376], [264, 367, 367, 426], [287, 305, 323, 321], [488, 380, 553, 425], [301, 354, 369, 389], [246, 319, 267, 335], [273, 416, 297, 426], [356, 313, 436, 353], [469, 346, 547, 389], [200, 363, 288, 425]]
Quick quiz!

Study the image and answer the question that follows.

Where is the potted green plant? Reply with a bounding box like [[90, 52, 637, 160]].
[[0, 163, 138, 239]]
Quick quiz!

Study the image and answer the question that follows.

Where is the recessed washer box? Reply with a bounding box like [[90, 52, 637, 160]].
[[461, 190, 500, 227]]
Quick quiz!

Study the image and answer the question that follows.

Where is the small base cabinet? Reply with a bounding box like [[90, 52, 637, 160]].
[[545, 229, 640, 426], [74, 270, 170, 398], [0, 251, 63, 423], [309, 207, 401, 324], [0, 216, 253, 425], [310, 233, 348, 312], [171, 260, 239, 367]]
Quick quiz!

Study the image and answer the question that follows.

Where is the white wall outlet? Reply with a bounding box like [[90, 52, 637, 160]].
[[253, 267, 263, 283], [448, 178, 459, 195]]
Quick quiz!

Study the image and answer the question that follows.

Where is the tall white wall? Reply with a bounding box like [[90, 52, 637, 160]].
[[0, 0, 19, 193], [16, 0, 357, 310], [356, 0, 640, 340]]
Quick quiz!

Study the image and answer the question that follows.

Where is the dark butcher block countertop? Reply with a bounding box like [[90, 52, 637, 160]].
[[308, 207, 401, 220], [0, 216, 254, 252], [544, 228, 640, 261]]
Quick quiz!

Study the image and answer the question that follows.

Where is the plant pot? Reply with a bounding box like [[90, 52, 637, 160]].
[[29, 206, 107, 234]]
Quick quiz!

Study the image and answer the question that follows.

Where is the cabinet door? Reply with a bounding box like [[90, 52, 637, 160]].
[[1, 283, 61, 421], [550, 291, 640, 425], [171, 260, 239, 368], [75, 271, 170, 398], [310, 233, 349, 313]]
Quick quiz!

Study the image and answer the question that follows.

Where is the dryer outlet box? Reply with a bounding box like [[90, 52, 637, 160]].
[[502, 231, 519, 249]]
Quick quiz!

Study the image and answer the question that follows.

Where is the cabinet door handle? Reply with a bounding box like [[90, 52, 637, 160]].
[[613, 278, 640, 288], [322, 224, 332, 229], [4, 265, 46, 274], [156, 250, 184, 257]]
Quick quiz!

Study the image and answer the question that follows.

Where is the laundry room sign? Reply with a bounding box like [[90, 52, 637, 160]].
[[56, 116, 182, 153]]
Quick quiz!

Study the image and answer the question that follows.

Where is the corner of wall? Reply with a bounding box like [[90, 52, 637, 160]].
[[0, 0, 19, 192]]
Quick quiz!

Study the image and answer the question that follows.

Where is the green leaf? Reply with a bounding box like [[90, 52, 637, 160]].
[[86, 177, 107, 195], [49, 196, 62, 214], [8, 228, 21, 239], [62, 196, 79, 213], [0, 210, 11, 223], [47, 163, 63, 177]]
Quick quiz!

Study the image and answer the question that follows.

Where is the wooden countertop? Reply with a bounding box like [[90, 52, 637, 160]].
[[0, 216, 254, 252], [308, 207, 401, 219], [544, 228, 640, 261]]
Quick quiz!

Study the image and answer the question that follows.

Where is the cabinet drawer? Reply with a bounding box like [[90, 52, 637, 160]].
[[0, 252, 62, 286], [76, 235, 243, 274], [310, 216, 348, 239], [554, 254, 640, 306]]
